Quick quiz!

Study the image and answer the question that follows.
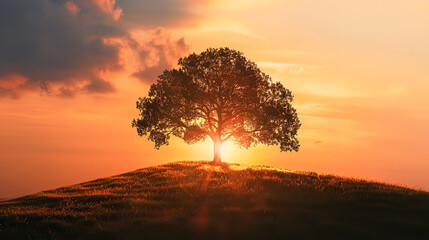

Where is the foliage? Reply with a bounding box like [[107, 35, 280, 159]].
[[132, 48, 301, 161]]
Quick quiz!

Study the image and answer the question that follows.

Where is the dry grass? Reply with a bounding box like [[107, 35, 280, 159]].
[[0, 161, 428, 239]]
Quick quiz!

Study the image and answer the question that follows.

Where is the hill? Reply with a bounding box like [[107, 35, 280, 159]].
[[1, 161, 428, 239]]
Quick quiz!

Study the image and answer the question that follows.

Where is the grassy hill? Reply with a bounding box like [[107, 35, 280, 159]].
[[1, 161, 428, 239]]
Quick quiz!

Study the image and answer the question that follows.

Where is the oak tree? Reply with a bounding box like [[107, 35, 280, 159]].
[[132, 48, 301, 163]]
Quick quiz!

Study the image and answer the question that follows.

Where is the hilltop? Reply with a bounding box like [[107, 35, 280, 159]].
[[1, 161, 428, 239]]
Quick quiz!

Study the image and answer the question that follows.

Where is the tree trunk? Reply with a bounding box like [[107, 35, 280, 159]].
[[213, 137, 222, 164]]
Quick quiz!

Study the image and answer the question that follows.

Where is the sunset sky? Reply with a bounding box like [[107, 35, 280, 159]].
[[1, 0, 429, 198]]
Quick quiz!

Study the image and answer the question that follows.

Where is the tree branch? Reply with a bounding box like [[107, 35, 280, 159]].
[[221, 125, 275, 142], [160, 111, 189, 129]]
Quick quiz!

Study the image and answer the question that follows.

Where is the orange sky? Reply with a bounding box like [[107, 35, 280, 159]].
[[1, 0, 429, 198]]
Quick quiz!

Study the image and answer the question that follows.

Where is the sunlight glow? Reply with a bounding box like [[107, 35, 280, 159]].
[[220, 141, 240, 163]]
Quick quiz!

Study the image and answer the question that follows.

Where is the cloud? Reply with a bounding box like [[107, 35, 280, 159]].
[[91, 0, 123, 20], [0, 0, 124, 98], [0, 0, 190, 98], [117, 0, 209, 28], [257, 62, 305, 75], [83, 78, 116, 94], [130, 28, 190, 83]]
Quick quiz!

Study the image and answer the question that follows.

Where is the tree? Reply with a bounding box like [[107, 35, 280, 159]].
[[132, 47, 301, 164]]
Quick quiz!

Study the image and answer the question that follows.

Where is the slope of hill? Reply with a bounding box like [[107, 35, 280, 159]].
[[1, 161, 428, 239]]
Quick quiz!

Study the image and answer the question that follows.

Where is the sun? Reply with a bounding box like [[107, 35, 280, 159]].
[[220, 141, 239, 163], [192, 139, 247, 163], [221, 144, 228, 159]]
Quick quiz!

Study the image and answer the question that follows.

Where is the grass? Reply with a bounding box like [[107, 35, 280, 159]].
[[0, 160, 428, 239]]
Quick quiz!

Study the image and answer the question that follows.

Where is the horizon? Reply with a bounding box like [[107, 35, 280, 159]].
[[1, 0, 429, 198]]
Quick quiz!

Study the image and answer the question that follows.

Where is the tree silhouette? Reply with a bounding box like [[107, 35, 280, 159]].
[[132, 48, 301, 163]]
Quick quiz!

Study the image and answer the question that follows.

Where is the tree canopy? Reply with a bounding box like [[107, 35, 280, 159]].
[[132, 47, 301, 163]]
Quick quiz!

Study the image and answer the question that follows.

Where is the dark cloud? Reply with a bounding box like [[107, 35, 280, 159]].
[[0, 0, 124, 98], [84, 79, 116, 93], [58, 87, 77, 98], [117, 0, 208, 28], [0, 0, 191, 98]]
